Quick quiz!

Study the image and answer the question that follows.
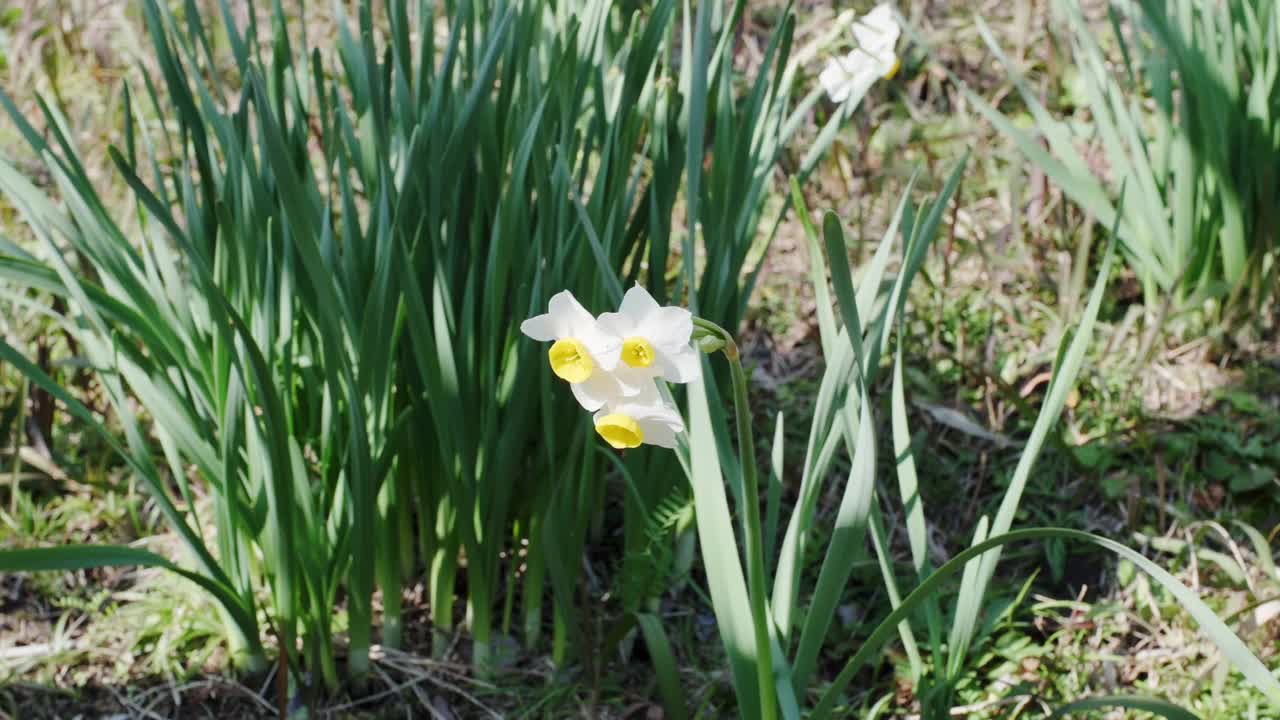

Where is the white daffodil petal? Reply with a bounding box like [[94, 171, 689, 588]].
[[821, 53, 880, 104], [640, 420, 680, 448], [842, 59, 879, 102], [595, 310, 640, 347], [571, 371, 624, 412], [851, 4, 899, 78], [820, 58, 854, 103], [635, 404, 684, 433], [820, 5, 899, 104], [659, 348, 702, 384], [619, 389, 683, 425], [576, 322, 622, 370], [853, 3, 900, 54], [519, 313, 558, 342], [547, 290, 597, 331], [611, 365, 657, 396], [871, 52, 898, 78], [631, 401, 686, 447], [853, 64, 882, 94], [643, 306, 693, 352], [609, 381, 661, 410], [617, 284, 661, 327]]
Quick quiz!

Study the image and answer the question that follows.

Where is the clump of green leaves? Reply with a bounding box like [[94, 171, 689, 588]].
[[658, 165, 1280, 719], [0, 0, 840, 697], [965, 0, 1280, 321]]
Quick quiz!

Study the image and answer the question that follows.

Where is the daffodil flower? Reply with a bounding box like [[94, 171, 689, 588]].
[[596, 285, 701, 393], [520, 290, 623, 411], [592, 386, 684, 450], [522, 286, 701, 450], [819, 3, 901, 104]]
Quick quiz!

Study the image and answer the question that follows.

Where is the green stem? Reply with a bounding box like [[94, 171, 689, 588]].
[[218, 601, 267, 674], [522, 519, 546, 648], [9, 377, 28, 517], [316, 621, 339, 694], [552, 600, 567, 666], [378, 479, 403, 650], [502, 532, 518, 637], [348, 614, 370, 680], [469, 579, 493, 676], [694, 317, 777, 720], [428, 498, 458, 659]]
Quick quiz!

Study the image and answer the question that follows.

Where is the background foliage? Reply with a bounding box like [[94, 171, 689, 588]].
[[1, 0, 1279, 718]]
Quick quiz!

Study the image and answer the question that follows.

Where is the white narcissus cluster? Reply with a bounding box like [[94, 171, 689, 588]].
[[818, 3, 901, 104], [520, 285, 699, 449]]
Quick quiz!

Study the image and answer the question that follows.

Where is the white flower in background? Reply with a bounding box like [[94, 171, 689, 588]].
[[592, 385, 685, 449], [819, 3, 901, 103], [520, 290, 623, 411], [596, 285, 701, 394], [853, 4, 901, 76]]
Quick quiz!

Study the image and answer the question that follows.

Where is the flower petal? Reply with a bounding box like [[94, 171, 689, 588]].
[[571, 372, 624, 412], [643, 306, 694, 351], [617, 284, 661, 327], [578, 324, 622, 370], [599, 394, 685, 448], [619, 389, 682, 421], [659, 347, 702, 384], [870, 51, 898, 78], [596, 310, 637, 339], [590, 395, 679, 425], [644, 406, 685, 434], [611, 365, 658, 396], [616, 380, 665, 407], [640, 419, 680, 448], [853, 4, 899, 54], [542, 291, 621, 368], [519, 313, 559, 342], [819, 58, 852, 102], [834, 57, 879, 105], [628, 397, 685, 448], [548, 290, 597, 333]]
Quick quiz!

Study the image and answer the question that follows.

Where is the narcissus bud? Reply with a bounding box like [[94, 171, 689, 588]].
[[696, 334, 726, 354], [692, 329, 725, 355]]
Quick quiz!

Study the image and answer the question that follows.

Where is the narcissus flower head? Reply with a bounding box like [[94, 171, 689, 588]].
[[520, 290, 623, 411], [592, 386, 685, 450], [597, 285, 701, 394], [522, 286, 701, 451], [852, 4, 901, 77], [819, 3, 901, 103]]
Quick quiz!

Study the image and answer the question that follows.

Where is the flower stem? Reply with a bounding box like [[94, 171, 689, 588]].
[[692, 318, 777, 720]]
